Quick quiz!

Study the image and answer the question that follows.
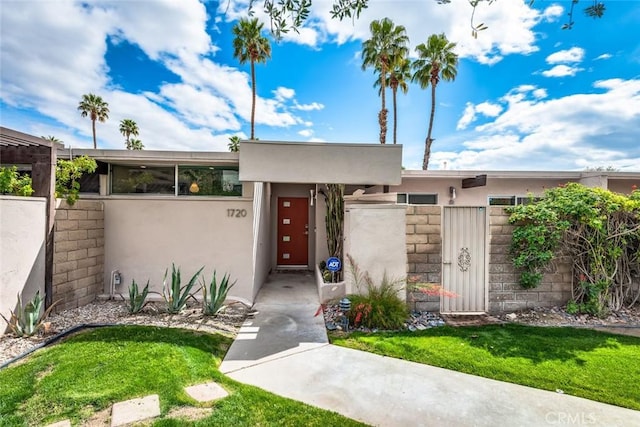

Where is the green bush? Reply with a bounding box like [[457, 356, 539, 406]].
[[345, 255, 407, 330], [55, 156, 97, 205], [0, 166, 34, 196]]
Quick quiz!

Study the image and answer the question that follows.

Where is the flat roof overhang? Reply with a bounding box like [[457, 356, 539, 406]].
[[57, 148, 239, 166], [239, 141, 402, 185]]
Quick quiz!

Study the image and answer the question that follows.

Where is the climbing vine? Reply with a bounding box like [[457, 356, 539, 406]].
[[55, 156, 97, 205], [508, 183, 640, 316]]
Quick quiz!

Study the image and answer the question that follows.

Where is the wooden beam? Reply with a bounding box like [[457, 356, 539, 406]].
[[461, 174, 487, 189]]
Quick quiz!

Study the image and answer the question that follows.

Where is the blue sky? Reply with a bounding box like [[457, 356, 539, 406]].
[[1, 0, 639, 170]]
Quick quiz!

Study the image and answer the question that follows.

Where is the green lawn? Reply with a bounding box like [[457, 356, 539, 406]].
[[0, 326, 364, 426], [332, 324, 640, 410]]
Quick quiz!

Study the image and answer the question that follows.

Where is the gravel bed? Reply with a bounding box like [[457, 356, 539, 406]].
[[0, 300, 249, 366], [497, 305, 640, 327], [323, 303, 446, 333]]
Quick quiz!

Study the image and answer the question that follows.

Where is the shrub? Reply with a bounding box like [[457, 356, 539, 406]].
[[201, 271, 236, 316], [0, 291, 56, 337], [127, 279, 150, 314], [55, 156, 97, 205], [0, 166, 34, 196], [345, 255, 407, 330], [163, 264, 203, 314]]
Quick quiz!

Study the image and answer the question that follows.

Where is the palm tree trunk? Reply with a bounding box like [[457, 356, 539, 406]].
[[378, 64, 387, 144], [423, 81, 437, 170], [392, 86, 398, 144], [92, 119, 97, 149], [250, 60, 256, 140]]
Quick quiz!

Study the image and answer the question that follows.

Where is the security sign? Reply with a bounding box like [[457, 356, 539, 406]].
[[326, 257, 342, 272]]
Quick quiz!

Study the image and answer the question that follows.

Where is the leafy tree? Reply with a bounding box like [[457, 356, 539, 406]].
[[119, 119, 139, 149], [0, 166, 34, 196], [412, 33, 458, 169], [243, 0, 605, 39], [128, 138, 144, 150], [362, 18, 408, 145], [228, 135, 241, 152], [77, 93, 109, 149], [232, 18, 272, 140], [55, 156, 97, 205], [375, 56, 411, 145]]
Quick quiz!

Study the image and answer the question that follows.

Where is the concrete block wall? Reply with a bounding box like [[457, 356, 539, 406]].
[[488, 208, 572, 313], [53, 200, 104, 312], [406, 206, 442, 312]]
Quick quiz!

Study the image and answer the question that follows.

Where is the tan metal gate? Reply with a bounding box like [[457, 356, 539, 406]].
[[442, 207, 488, 313]]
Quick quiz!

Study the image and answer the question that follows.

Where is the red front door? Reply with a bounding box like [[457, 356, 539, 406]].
[[277, 197, 309, 266]]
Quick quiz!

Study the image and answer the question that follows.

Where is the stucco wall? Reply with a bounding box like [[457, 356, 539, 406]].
[[344, 204, 407, 300], [53, 199, 105, 312], [488, 208, 572, 312], [251, 183, 272, 300], [0, 196, 46, 332], [103, 198, 255, 304], [379, 177, 578, 206]]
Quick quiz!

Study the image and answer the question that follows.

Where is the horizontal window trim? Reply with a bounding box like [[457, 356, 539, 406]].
[[397, 192, 438, 205]]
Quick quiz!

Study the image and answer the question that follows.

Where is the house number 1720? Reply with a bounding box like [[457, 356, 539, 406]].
[[227, 209, 247, 218]]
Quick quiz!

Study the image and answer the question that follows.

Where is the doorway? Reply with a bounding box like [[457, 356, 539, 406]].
[[277, 197, 309, 267], [441, 206, 488, 313]]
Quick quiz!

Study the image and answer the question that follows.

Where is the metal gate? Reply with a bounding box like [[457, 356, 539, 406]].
[[442, 206, 488, 314]]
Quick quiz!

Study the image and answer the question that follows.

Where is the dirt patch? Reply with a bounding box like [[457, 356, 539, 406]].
[[165, 406, 214, 422]]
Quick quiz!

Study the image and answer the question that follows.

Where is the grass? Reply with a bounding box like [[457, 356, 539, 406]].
[[332, 324, 640, 410], [0, 325, 365, 426]]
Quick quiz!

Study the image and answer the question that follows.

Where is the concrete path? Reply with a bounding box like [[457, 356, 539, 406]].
[[221, 273, 640, 427]]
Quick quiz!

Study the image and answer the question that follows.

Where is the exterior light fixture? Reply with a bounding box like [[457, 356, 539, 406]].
[[339, 297, 351, 332], [189, 182, 200, 193]]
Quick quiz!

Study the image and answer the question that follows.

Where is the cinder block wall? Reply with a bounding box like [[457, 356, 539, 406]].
[[53, 200, 104, 312], [488, 208, 572, 312], [406, 206, 441, 312]]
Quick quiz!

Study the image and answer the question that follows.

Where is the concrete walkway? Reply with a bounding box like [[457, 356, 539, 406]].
[[221, 273, 640, 427]]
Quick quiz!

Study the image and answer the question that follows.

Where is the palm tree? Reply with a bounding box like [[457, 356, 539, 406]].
[[129, 138, 144, 150], [77, 93, 109, 149], [412, 33, 458, 170], [119, 119, 139, 149], [374, 56, 411, 144], [228, 136, 240, 152], [361, 18, 408, 145], [232, 18, 271, 140], [41, 135, 62, 143]]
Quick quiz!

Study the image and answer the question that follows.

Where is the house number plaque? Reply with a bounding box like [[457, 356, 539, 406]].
[[227, 209, 247, 218]]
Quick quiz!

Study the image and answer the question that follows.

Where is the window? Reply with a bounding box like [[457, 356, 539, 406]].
[[489, 196, 542, 206], [111, 165, 175, 194], [178, 166, 241, 196], [489, 196, 516, 206], [397, 193, 438, 205]]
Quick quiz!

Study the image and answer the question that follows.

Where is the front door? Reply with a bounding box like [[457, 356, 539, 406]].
[[442, 206, 487, 313], [277, 197, 309, 266]]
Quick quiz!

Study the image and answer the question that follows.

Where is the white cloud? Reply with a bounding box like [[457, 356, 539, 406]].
[[475, 102, 502, 117], [295, 101, 324, 111], [439, 79, 640, 171], [221, 0, 547, 65], [546, 47, 585, 64], [595, 53, 613, 60], [456, 101, 502, 130], [274, 87, 296, 101], [0, 0, 325, 149], [541, 64, 583, 77], [532, 89, 548, 99], [298, 129, 313, 137]]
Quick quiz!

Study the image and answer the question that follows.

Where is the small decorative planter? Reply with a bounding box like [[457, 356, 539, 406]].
[[315, 265, 346, 303]]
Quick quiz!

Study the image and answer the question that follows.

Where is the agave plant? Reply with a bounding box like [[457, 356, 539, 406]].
[[163, 264, 203, 314], [202, 271, 236, 316], [0, 291, 56, 337], [128, 279, 150, 314]]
